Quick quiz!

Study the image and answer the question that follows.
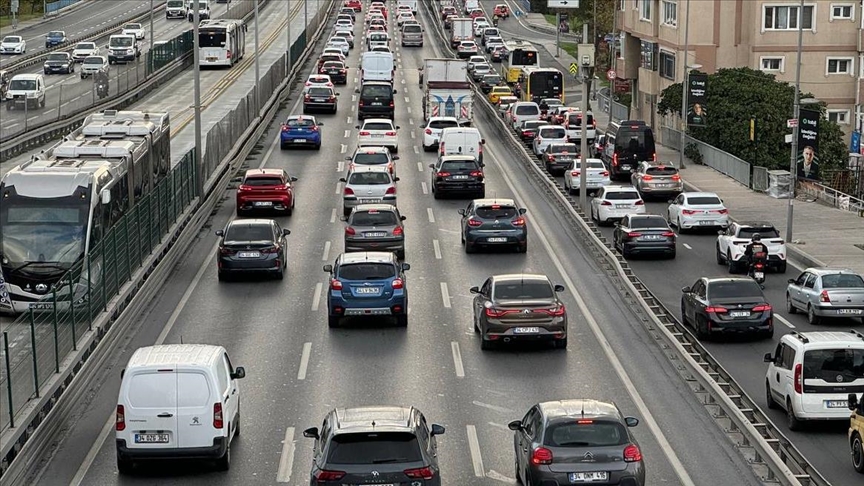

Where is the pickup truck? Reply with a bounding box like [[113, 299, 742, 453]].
[[716, 221, 787, 273]]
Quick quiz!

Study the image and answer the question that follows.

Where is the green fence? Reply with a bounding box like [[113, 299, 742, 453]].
[[1, 150, 196, 432], [290, 32, 307, 71], [147, 29, 194, 76]]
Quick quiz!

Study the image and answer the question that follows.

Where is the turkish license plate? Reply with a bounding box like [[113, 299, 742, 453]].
[[699, 220, 714, 225], [569, 471, 608, 482], [135, 433, 169, 444], [487, 237, 507, 243], [729, 311, 751, 318], [451, 175, 469, 180], [359, 198, 382, 203], [642, 235, 663, 240], [365, 232, 387, 237], [237, 251, 260, 258], [293, 139, 307, 143], [621, 165, 631, 170], [207, 57, 217, 62], [838, 309, 864, 315], [753, 272, 764, 279], [654, 183, 672, 187], [513, 327, 540, 334], [826, 400, 848, 408], [361, 484, 395, 486], [355, 287, 380, 294], [29, 302, 55, 310], [254, 201, 273, 207], [615, 204, 630, 209], [371, 101, 383, 106]]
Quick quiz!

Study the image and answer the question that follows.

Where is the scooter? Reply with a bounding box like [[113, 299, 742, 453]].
[[748, 256, 767, 287]]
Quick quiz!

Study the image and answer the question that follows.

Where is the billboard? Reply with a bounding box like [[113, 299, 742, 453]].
[[797, 109, 820, 180], [686, 73, 707, 127]]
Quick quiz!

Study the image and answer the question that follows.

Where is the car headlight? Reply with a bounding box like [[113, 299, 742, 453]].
[[126, 48, 134, 54]]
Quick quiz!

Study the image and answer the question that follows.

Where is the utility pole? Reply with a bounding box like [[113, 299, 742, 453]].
[[304, 0, 309, 37], [193, 2, 203, 198], [149, 0, 154, 52], [678, 0, 691, 169], [254, 0, 260, 110], [579, 25, 590, 210], [555, 12, 561, 57], [786, 0, 806, 243]]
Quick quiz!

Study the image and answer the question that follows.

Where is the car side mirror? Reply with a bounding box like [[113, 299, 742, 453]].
[[318, 122, 324, 125], [395, 125, 401, 129], [430, 424, 445, 436], [400, 215, 407, 221], [345, 156, 352, 160], [554, 284, 565, 292], [339, 177, 347, 182], [848, 393, 859, 411], [231, 176, 242, 183], [392, 155, 400, 160], [480, 139, 486, 144], [519, 208, 527, 215], [323, 264, 333, 272], [340, 215, 348, 222], [458, 209, 466, 216], [354, 88, 360, 93], [393, 176, 400, 181], [624, 417, 639, 427], [469, 286, 480, 294], [354, 125, 360, 129], [120, 368, 125, 379], [402, 263, 410, 271], [393, 89, 398, 94], [428, 163, 435, 169], [763, 352, 774, 363], [787, 279, 796, 284], [303, 427, 319, 439], [290, 176, 298, 182], [215, 230, 224, 236], [507, 420, 522, 431], [231, 366, 246, 379], [282, 229, 291, 236], [681, 286, 691, 293], [335, 92, 340, 96], [717, 230, 724, 235]]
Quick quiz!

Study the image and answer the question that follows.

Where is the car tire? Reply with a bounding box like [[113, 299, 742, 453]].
[[554, 337, 567, 349], [464, 241, 475, 254], [778, 261, 787, 273], [328, 316, 341, 328], [218, 271, 227, 282], [715, 243, 724, 265], [215, 436, 231, 471], [668, 250, 676, 259], [314, 143, 321, 150], [786, 400, 803, 431], [515, 459, 523, 484], [343, 206, 351, 217], [422, 144, 432, 152], [392, 145, 398, 154], [766, 381, 779, 409], [275, 266, 284, 280], [236, 207, 244, 217], [396, 249, 405, 260], [786, 294, 797, 314], [807, 305, 820, 325], [852, 433, 864, 473], [695, 316, 710, 340], [433, 189, 441, 200], [680, 303, 689, 327], [677, 217, 686, 234], [396, 315, 407, 327], [480, 338, 493, 350], [117, 456, 134, 475], [726, 251, 737, 273], [476, 189, 485, 199]]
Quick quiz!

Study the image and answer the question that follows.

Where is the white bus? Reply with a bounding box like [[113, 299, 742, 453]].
[[198, 19, 246, 68]]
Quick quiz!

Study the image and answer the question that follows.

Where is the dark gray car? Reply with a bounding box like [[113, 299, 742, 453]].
[[509, 399, 646, 486], [459, 198, 527, 253], [430, 155, 485, 199], [44, 52, 73, 74], [215, 219, 290, 281], [343, 204, 406, 259]]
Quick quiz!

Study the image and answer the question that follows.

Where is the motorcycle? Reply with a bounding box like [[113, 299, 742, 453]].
[[748, 254, 767, 287]]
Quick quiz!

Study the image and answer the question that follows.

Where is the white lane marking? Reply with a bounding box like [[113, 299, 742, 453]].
[[335, 182, 343, 194], [490, 145, 697, 486], [330, 208, 337, 223], [409, 118, 414, 125], [683, 243, 692, 250], [401, 78, 406, 84], [775, 314, 795, 329], [297, 342, 312, 380], [344, 129, 350, 137], [417, 162, 424, 172], [275, 427, 296, 482], [451, 342, 465, 377], [410, 131, 416, 139], [351, 94, 357, 102], [337, 161, 344, 172], [407, 106, 412, 113], [404, 96, 410, 102], [433, 239, 442, 259], [351, 104, 356, 112], [427, 208, 435, 223], [340, 144, 347, 154], [472, 401, 514, 414], [440, 282, 451, 308], [322, 241, 331, 261], [311, 283, 323, 312], [466, 425, 485, 477], [346, 116, 352, 124], [421, 181, 429, 195]]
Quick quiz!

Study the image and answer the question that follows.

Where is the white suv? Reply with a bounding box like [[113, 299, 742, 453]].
[[422, 116, 460, 151], [764, 330, 864, 430]]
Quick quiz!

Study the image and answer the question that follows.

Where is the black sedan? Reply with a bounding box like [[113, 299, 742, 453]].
[[478, 73, 503, 93], [215, 219, 290, 280], [43, 52, 74, 74], [613, 214, 676, 259], [459, 198, 528, 253], [321, 60, 348, 84], [516, 120, 546, 142], [430, 155, 485, 199], [681, 277, 774, 340], [303, 86, 339, 114]]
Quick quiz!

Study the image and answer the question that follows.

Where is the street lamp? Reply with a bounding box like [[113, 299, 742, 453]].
[[677, 0, 692, 169], [785, 0, 807, 243]]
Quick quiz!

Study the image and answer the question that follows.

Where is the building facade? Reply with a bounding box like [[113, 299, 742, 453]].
[[614, 0, 864, 141]]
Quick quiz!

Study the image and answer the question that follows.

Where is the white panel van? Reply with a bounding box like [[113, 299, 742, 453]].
[[438, 127, 485, 163], [361, 51, 394, 84], [115, 344, 246, 473]]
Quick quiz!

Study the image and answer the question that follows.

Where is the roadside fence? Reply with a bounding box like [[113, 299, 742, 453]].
[[45, 0, 80, 15], [661, 125, 752, 188], [596, 91, 629, 123]]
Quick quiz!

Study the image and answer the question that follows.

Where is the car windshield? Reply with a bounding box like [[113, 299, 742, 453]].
[[364, 122, 393, 131], [243, 177, 282, 186], [484, 75, 502, 84], [349, 172, 391, 185], [352, 210, 398, 226], [687, 196, 721, 205], [326, 432, 422, 464], [338, 263, 396, 280], [76, 43, 95, 50], [124, 24, 141, 30], [803, 349, 864, 383], [821, 273, 864, 288], [404, 25, 421, 33], [83, 57, 103, 65], [629, 217, 669, 229], [353, 152, 389, 164], [548, 144, 577, 154], [48, 31, 63, 37], [707, 281, 763, 299], [9, 79, 36, 90], [494, 281, 554, 299], [738, 227, 780, 239], [442, 160, 477, 171], [544, 421, 627, 447], [1, 203, 87, 267], [323, 61, 344, 69], [111, 37, 133, 47], [224, 224, 273, 242], [429, 119, 458, 130], [47, 53, 68, 61], [645, 166, 678, 176], [476, 206, 516, 219], [308, 87, 333, 97], [287, 118, 315, 128], [3, 36, 22, 43]]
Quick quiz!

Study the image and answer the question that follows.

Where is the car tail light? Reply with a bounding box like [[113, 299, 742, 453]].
[[601, 200, 612, 206], [635, 200, 645, 205], [627, 232, 642, 238], [600, 171, 609, 176], [329, 96, 336, 102], [794, 363, 803, 394], [662, 231, 676, 237], [304, 94, 311, 101], [313, 470, 346, 481], [213, 402, 224, 429], [310, 125, 319, 132], [641, 175, 654, 181], [358, 100, 364, 107], [531, 447, 553, 465], [393, 226, 403, 236], [261, 246, 279, 254], [345, 227, 356, 235], [281, 125, 290, 132], [237, 184, 251, 192], [385, 131, 396, 136], [512, 217, 525, 226], [470, 170, 483, 177], [392, 278, 404, 289], [652, 152, 658, 161], [623, 444, 642, 462], [385, 186, 396, 194], [226, 49, 232, 59], [344, 187, 354, 195], [330, 279, 343, 290], [752, 304, 772, 312], [819, 290, 830, 302], [671, 174, 681, 181], [116, 405, 126, 431], [425, 128, 433, 135], [570, 170, 580, 177], [540, 305, 566, 316], [612, 152, 619, 166], [220, 247, 236, 255], [682, 209, 697, 215], [389, 101, 394, 107], [359, 131, 370, 136], [705, 306, 728, 314], [404, 467, 434, 479], [467, 218, 482, 227], [485, 307, 516, 317], [714, 209, 728, 214], [437, 171, 451, 177]]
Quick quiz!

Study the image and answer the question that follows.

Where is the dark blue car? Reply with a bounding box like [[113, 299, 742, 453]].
[[280, 115, 323, 149], [45, 31, 67, 48], [324, 252, 409, 328]]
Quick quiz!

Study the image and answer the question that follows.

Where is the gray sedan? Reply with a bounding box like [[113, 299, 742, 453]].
[[786, 268, 864, 324], [459, 198, 528, 253]]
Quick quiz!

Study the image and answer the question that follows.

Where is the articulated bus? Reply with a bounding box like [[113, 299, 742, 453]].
[[525, 67, 564, 104], [198, 19, 247, 67], [0, 110, 169, 313], [501, 40, 538, 83]]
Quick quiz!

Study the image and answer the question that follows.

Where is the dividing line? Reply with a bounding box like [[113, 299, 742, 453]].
[[421, 181, 429, 195], [330, 208, 337, 223], [346, 116, 352, 124], [297, 342, 312, 380], [413, 145, 419, 154], [466, 425, 485, 477], [340, 144, 347, 154], [427, 208, 435, 223], [322, 240, 331, 261], [451, 342, 465, 377], [311, 283, 323, 312], [344, 129, 350, 137], [275, 427, 296, 482], [683, 243, 692, 250], [440, 282, 451, 308], [775, 314, 795, 329], [337, 161, 344, 172], [417, 162, 424, 172], [335, 182, 342, 194], [433, 239, 442, 259]]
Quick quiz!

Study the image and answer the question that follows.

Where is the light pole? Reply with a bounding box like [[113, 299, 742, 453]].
[[254, 0, 260, 110], [677, 0, 691, 169], [149, 0, 154, 52], [193, 2, 203, 198], [785, 0, 807, 243]]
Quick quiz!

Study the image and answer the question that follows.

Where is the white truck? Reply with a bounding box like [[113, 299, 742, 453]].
[[397, 0, 417, 14], [423, 58, 473, 126], [450, 18, 474, 48]]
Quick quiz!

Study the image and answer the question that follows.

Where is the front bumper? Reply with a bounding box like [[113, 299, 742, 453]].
[[117, 437, 227, 460], [44, 64, 71, 73], [109, 53, 136, 62]]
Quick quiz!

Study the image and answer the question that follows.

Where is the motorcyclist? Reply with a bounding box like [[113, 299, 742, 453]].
[[493, 15, 499, 27], [513, 81, 522, 98], [743, 233, 768, 271], [538, 98, 550, 118]]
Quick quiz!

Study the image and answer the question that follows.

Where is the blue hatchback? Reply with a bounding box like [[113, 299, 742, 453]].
[[324, 252, 409, 328], [45, 31, 66, 47], [280, 115, 323, 149]]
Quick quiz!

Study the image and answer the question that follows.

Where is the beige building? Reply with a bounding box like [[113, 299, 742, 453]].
[[614, 0, 863, 140]]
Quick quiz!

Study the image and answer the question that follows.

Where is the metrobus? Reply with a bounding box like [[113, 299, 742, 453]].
[[525, 67, 564, 104], [0, 110, 169, 312], [501, 40, 538, 83], [198, 19, 246, 68]]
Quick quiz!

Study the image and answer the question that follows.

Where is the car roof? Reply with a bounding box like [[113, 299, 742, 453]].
[[537, 399, 621, 421], [428, 116, 458, 122], [682, 191, 719, 198], [127, 344, 223, 369], [492, 273, 551, 284], [603, 185, 639, 192], [226, 218, 274, 227], [12, 73, 41, 80], [244, 168, 284, 177], [286, 114, 317, 121], [803, 267, 860, 276], [703, 276, 760, 285], [474, 198, 517, 206], [785, 330, 864, 346], [441, 154, 478, 161], [338, 251, 397, 264]]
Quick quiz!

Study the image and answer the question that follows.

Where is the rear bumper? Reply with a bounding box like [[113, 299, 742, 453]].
[[434, 181, 484, 193], [304, 102, 337, 111], [810, 305, 864, 318], [280, 134, 321, 146], [344, 238, 404, 253], [621, 242, 676, 254], [358, 107, 394, 118], [116, 437, 227, 460], [108, 53, 136, 62], [707, 316, 773, 336], [219, 256, 282, 272], [237, 196, 293, 210], [465, 232, 527, 246]]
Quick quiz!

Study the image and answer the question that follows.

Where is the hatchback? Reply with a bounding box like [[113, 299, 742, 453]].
[[341, 165, 399, 216], [667, 191, 729, 232], [509, 400, 645, 486], [459, 199, 528, 253], [324, 252, 409, 327], [422, 116, 460, 151], [235, 168, 297, 215], [304, 74, 334, 90], [470, 63, 493, 81], [541, 142, 578, 175], [466, 55, 486, 71], [430, 155, 485, 199], [471, 274, 567, 349], [681, 277, 774, 340], [485, 36, 504, 53], [346, 146, 399, 174], [613, 214, 676, 259], [563, 157, 610, 194], [533, 125, 568, 156], [215, 219, 290, 280], [343, 204, 406, 258], [457, 41, 479, 58], [333, 29, 355, 48], [590, 186, 645, 226], [631, 162, 683, 199], [304, 86, 339, 114], [356, 118, 399, 153], [516, 120, 546, 142], [280, 115, 322, 149], [321, 60, 348, 84]]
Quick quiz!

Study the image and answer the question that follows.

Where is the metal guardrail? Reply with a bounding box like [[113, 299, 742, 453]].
[[797, 179, 864, 216], [662, 125, 752, 187], [45, 0, 81, 15], [420, 1, 829, 484]]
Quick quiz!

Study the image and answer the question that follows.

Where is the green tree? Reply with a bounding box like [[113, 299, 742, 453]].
[[657, 67, 848, 171]]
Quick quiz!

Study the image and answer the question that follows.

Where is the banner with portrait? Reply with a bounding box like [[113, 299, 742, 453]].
[[797, 109, 820, 180], [0, 271, 12, 312], [558, 13, 570, 33], [686, 73, 707, 127]]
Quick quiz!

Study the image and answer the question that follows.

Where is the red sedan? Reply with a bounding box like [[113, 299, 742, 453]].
[[236, 168, 298, 217], [344, 0, 361, 12]]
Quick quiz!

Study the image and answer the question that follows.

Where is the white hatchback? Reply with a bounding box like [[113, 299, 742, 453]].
[[532, 125, 568, 156], [357, 118, 400, 153], [667, 191, 729, 231], [305, 74, 334, 90], [397, 12, 414, 25], [334, 19, 354, 30], [590, 185, 646, 225], [422, 116, 460, 151], [563, 158, 611, 195], [327, 37, 350, 55]]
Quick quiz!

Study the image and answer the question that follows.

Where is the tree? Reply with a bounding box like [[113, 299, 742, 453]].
[[657, 67, 848, 172]]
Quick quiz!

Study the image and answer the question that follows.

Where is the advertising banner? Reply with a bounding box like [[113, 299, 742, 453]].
[[686, 73, 707, 127], [797, 109, 820, 180]]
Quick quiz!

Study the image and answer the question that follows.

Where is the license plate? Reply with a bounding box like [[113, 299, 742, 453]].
[[328, 70, 339, 74], [371, 102, 383, 106], [238, 251, 260, 258], [292, 137, 308, 143], [621, 165, 631, 170], [365, 232, 387, 237], [355, 287, 380, 294], [135, 433, 169, 444], [838, 309, 863, 315], [699, 220, 714, 225], [753, 272, 764, 279], [451, 175, 469, 180], [361, 484, 395, 486], [615, 204, 630, 209], [372, 134, 384, 138], [29, 302, 55, 310], [359, 198, 381, 203], [642, 235, 664, 240], [729, 311, 751, 318], [207, 57, 217, 62], [487, 237, 507, 242], [254, 201, 273, 207], [826, 400, 848, 408], [513, 327, 540, 333], [314, 98, 326, 102], [569, 471, 608, 482]]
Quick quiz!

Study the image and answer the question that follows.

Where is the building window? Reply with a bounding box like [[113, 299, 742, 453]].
[[640, 41, 657, 70], [763, 4, 815, 31], [661, 0, 677, 26], [827, 109, 850, 124], [619, 0, 626, 11], [640, 0, 652, 20], [826, 56, 854, 75], [760, 56, 785, 72], [830, 4, 853, 20], [659, 50, 676, 79]]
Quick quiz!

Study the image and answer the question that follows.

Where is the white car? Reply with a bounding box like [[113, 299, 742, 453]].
[[334, 19, 354, 30], [72, 42, 99, 62], [590, 185, 646, 226], [397, 12, 414, 25], [466, 55, 486, 71], [322, 48, 346, 61], [327, 37, 350, 55], [563, 158, 611, 195], [532, 125, 568, 156], [0, 36, 26, 55], [121, 23, 145, 40], [333, 29, 355, 48], [422, 116, 460, 151], [356, 118, 400, 153], [366, 13, 385, 25], [457, 41, 479, 58], [304, 74, 334, 90], [716, 221, 787, 273], [473, 20, 490, 36], [80, 56, 109, 78], [369, 45, 392, 53], [396, 5, 412, 14], [667, 192, 729, 232]]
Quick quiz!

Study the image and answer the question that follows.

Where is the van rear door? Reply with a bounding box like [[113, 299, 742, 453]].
[[176, 371, 218, 448], [124, 370, 179, 449]]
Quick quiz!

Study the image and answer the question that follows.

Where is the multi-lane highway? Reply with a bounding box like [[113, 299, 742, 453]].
[[18, 3, 769, 485]]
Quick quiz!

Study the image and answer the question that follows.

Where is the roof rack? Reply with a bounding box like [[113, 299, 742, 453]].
[[790, 331, 809, 344]]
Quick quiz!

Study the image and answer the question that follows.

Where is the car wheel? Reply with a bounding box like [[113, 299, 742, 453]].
[[464, 241, 475, 254], [786, 400, 803, 431], [590, 206, 598, 223], [852, 433, 864, 473], [766, 381, 779, 409], [314, 143, 321, 150], [786, 294, 797, 314], [515, 458, 523, 484], [807, 305, 820, 325], [396, 249, 405, 260], [215, 433, 231, 471], [217, 271, 227, 282], [726, 252, 736, 273], [392, 145, 398, 154], [715, 243, 724, 265], [680, 303, 689, 326], [554, 337, 567, 349], [343, 206, 351, 217], [433, 189, 441, 200], [328, 316, 341, 328], [275, 266, 284, 280], [480, 337, 493, 350], [396, 315, 408, 327], [117, 456, 134, 475], [695, 316, 710, 340], [236, 207, 244, 217], [473, 314, 480, 333], [477, 189, 485, 199], [677, 217, 686, 234], [422, 144, 432, 152], [778, 261, 787, 274]]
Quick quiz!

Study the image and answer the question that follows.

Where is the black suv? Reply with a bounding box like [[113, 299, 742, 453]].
[[303, 406, 445, 485], [601, 120, 657, 180], [357, 81, 396, 120], [430, 155, 485, 199]]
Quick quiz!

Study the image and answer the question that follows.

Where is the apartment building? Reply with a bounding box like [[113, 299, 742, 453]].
[[614, 0, 863, 141]]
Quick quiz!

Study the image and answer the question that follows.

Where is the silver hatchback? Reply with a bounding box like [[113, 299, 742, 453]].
[[340, 165, 399, 216]]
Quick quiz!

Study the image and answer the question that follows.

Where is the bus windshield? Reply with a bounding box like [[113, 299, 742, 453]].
[[511, 49, 537, 66], [0, 200, 89, 272], [199, 29, 227, 48]]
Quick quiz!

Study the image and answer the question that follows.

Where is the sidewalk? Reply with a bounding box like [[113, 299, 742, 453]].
[[517, 16, 864, 275]]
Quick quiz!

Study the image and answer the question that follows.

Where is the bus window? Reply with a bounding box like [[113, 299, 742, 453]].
[[199, 30, 226, 48]]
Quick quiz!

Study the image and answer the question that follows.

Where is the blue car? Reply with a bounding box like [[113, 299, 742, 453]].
[[45, 31, 67, 48], [324, 252, 409, 328], [280, 115, 322, 150]]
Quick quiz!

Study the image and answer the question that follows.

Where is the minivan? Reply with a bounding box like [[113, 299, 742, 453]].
[[357, 81, 396, 120], [601, 120, 657, 181], [401, 23, 423, 47], [115, 344, 246, 473], [509, 101, 541, 130], [438, 127, 485, 163]]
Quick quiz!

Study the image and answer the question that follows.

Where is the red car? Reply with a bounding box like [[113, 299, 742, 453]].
[[494, 4, 510, 18], [236, 168, 297, 217], [468, 8, 484, 19], [344, 0, 361, 12]]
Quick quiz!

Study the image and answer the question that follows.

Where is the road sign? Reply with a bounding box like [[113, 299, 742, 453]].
[[569, 63, 578, 75], [787, 118, 798, 128], [11, 0, 19, 14], [606, 69, 616, 80], [548, 0, 580, 8]]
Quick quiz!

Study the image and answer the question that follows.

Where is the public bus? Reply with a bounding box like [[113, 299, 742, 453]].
[[198, 19, 246, 68], [525, 67, 564, 104], [501, 40, 538, 83], [0, 110, 170, 312]]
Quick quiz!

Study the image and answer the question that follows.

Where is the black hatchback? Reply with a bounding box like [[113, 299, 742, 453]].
[[430, 155, 485, 199], [681, 277, 774, 340], [215, 219, 290, 281]]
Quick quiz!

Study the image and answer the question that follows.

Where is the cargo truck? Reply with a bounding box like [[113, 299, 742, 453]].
[[423, 58, 473, 126], [450, 18, 474, 48]]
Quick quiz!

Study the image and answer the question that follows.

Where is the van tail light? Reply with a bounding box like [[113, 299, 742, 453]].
[[392, 226, 403, 236], [623, 444, 642, 462], [213, 402, 224, 429], [116, 405, 126, 431], [359, 131, 370, 136], [752, 304, 772, 312], [392, 278, 404, 289], [404, 466, 434, 479], [226, 49, 232, 59], [531, 446, 553, 465], [385, 186, 396, 194], [671, 174, 681, 181], [345, 226, 356, 235], [467, 218, 482, 227], [314, 470, 346, 481], [626, 232, 642, 238], [612, 153, 619, 166], [344, 187, 354, 195], [385, 131, 396, 136], [682, 209, 697, 215], [437, 171, 451, 177], [635, 200, 645, 206], [641, 175, 654, 181], [705, 306, 728, 314], [512, 217, 525, 226], [425, 128, 433, 135], [794, 363, 803, 394], [330, 279, 343, 290]]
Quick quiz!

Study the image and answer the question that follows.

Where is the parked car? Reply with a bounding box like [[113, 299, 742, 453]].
[[215, 219, 291, 280], [324, 252, 410, 327], [681, 277, 774, 340], [785, 268, 864, 324]]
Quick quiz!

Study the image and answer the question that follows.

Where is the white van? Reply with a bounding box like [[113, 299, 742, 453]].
[[398, 0, 418, 14], [186, 0, 211, 21], [509, 101, 541, 130], [361, 51, 394, 84], [115, 344, 246, 473], [438, 127, 485, 163]]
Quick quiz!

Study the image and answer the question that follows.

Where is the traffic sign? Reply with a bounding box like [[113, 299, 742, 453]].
[[787, 118, 798, 128], [11, 0, 19, 14], [569, 63, 579, 75], [606, 69, 616, 81], [548, 0, 580, 8]]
